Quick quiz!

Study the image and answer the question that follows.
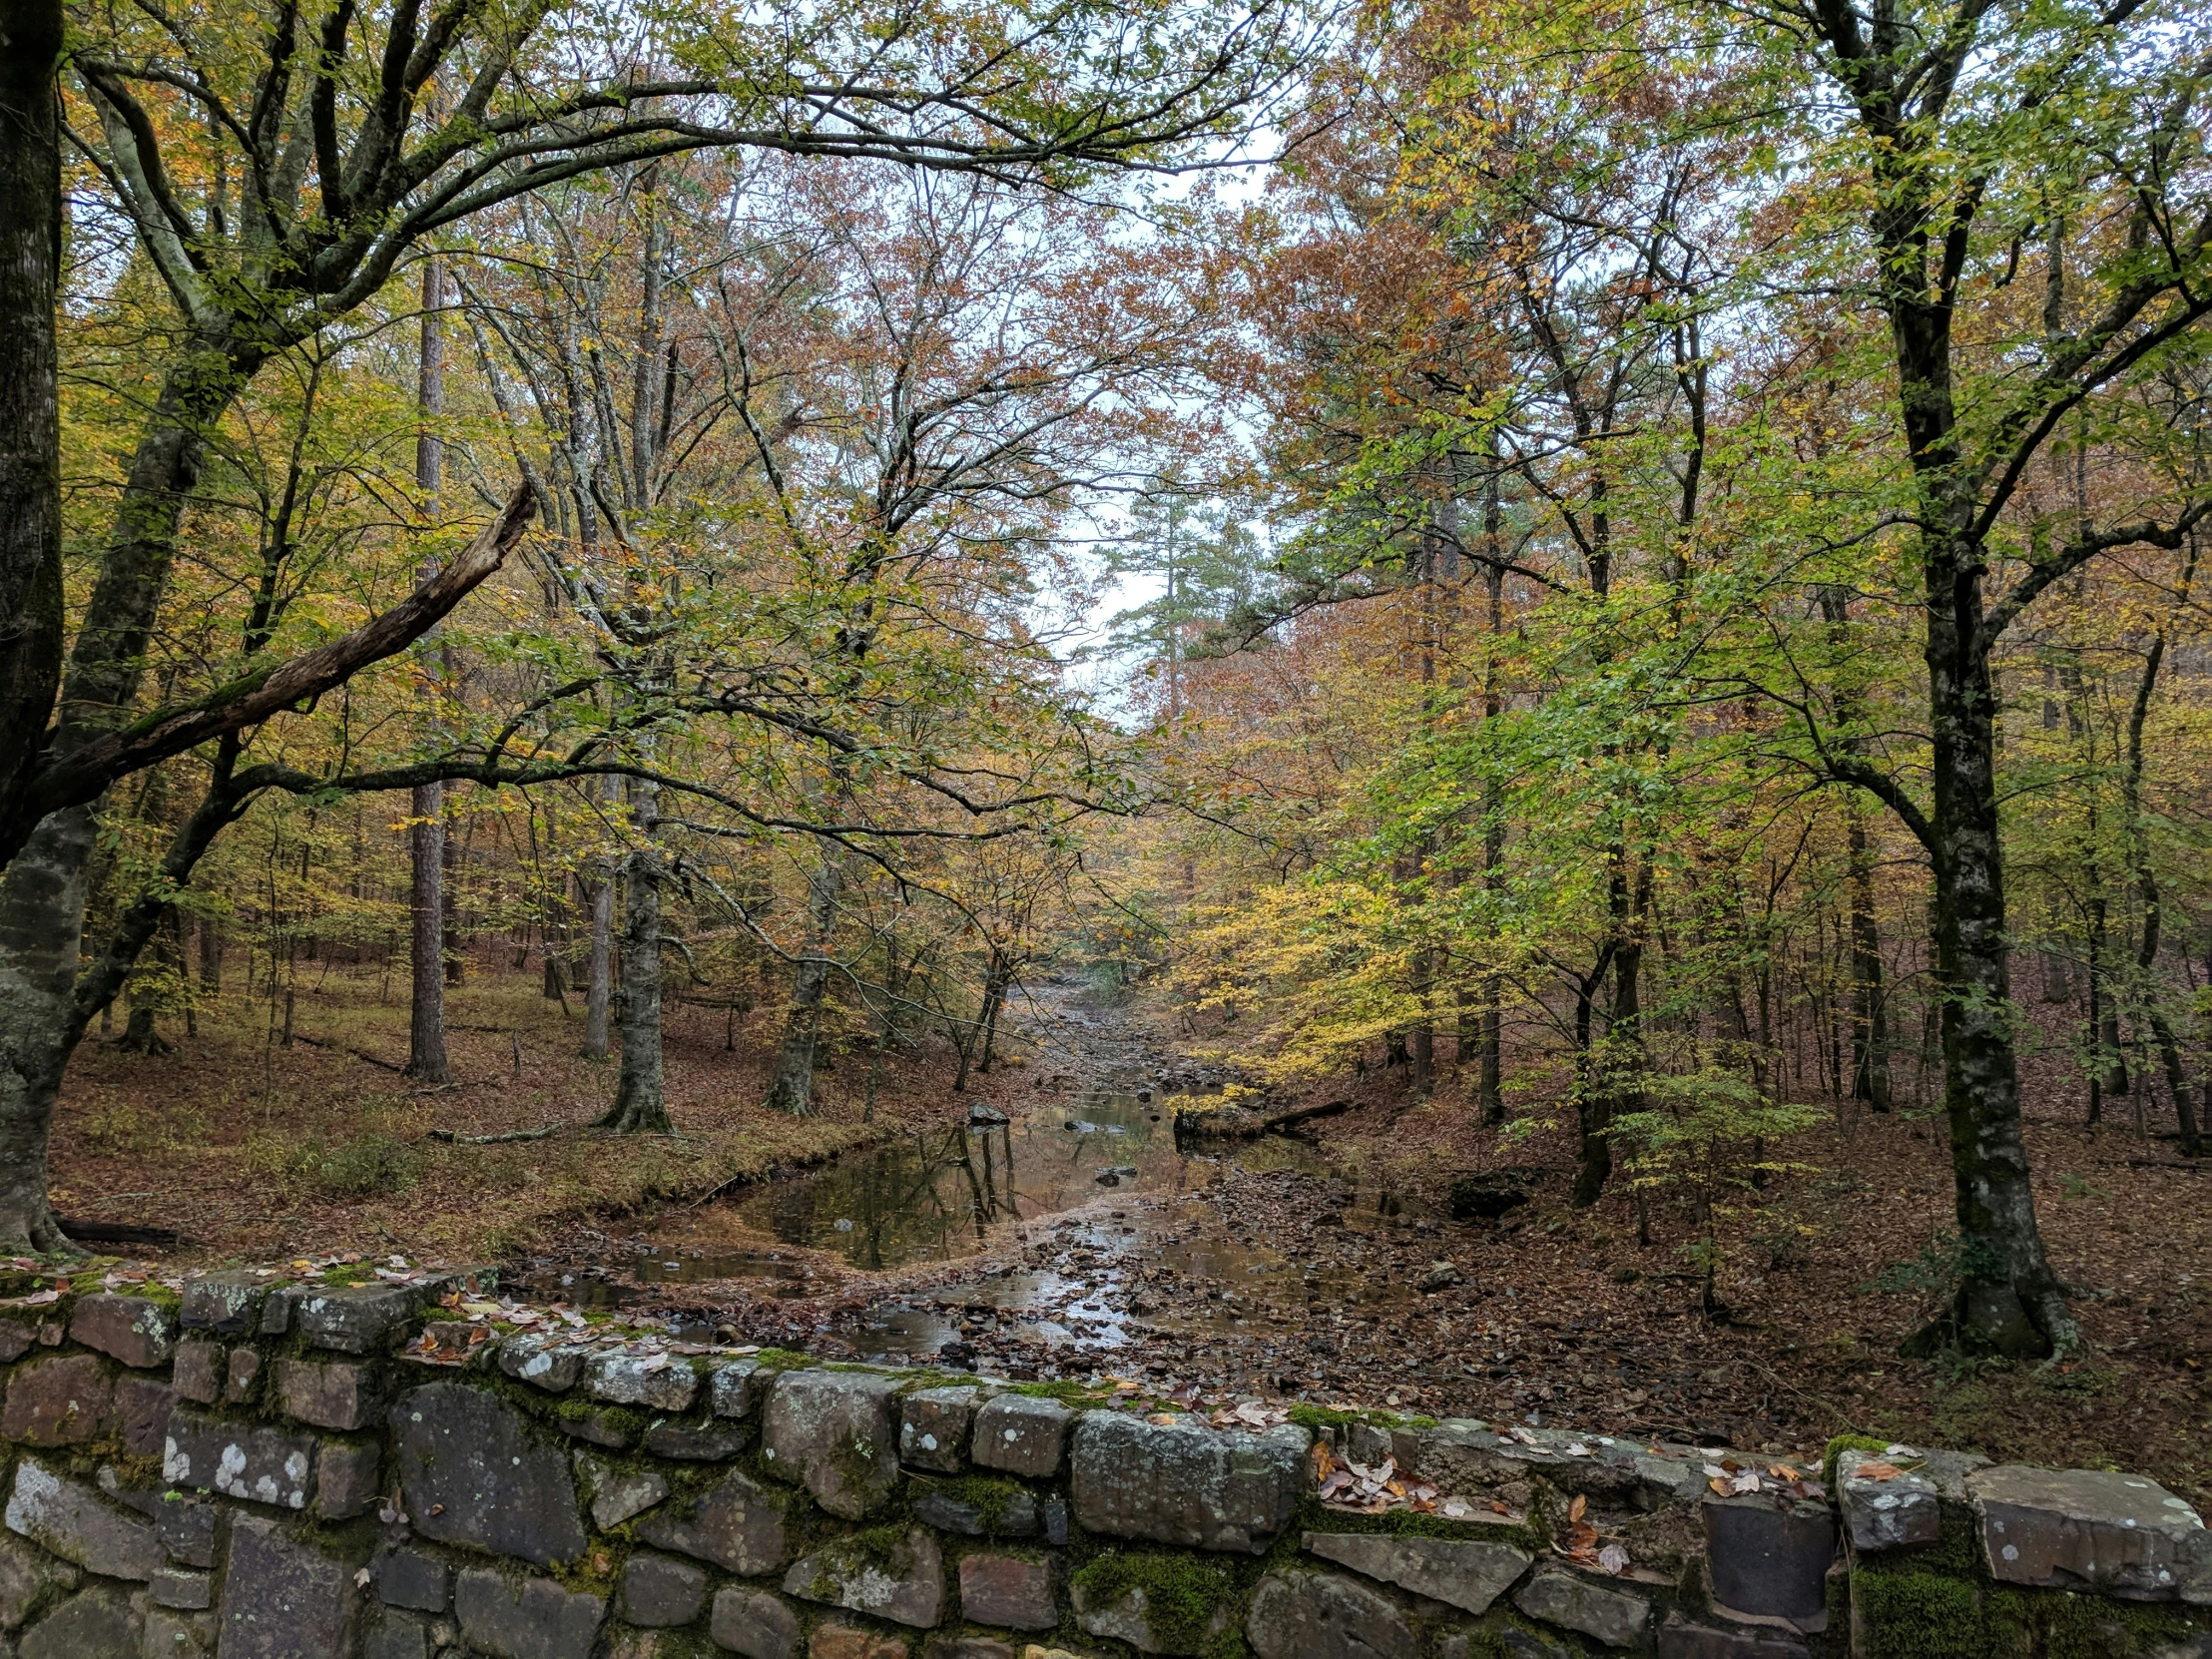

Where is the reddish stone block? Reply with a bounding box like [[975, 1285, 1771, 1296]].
[[1, 1355, 113, 1446]]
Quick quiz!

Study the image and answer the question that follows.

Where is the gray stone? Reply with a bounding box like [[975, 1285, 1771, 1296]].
[[151, 1566, 214, 1610], [0, 1322, 32, 1362], [1416, 1420, 1642, 1504], [1042, 1496, 1069, 1546], [762, 1371, 901, 1519], [957, 1553, 1054, 1630], [709, 1587, 799, 1659], [454, 1568, 605, 1659], [552, 1406, 635, 1449], [146, 1604, 219, 1658], [643, 1418, 751, 1460], [224, 1348, 262, 1405], [115, 1375, 176, 1456], [17, 1582, 141, 1659], [584, 1351, 698, 1412], [782, 1526, 944, 1628], [162, 1409, 316, 1510], [1513, 1567, 1650, 1648], [809, 1625, 911, 1659], [0, 1529, 78, 1629], [619, 1554, 709, 1627], [498, 1335, 588, 1393], [1837, 1448, 1984, 1554], [1074, 1577, 1230, 1655], [709, 1359, 764, 1418], [1970, 1463, 2212, 1601], [390, 1382, 586, 1568], [372, 1547, 449, 1613], [315, 1437, 381, 1519], [899, 1387, 979, 1473], [3, 1455, 161, 1579], [181, 1275, 268, 1338], [1634, 1451, 1710, 1509], [365, 1615, 432, 1659], [922, 1642, 1015, 1659], [174, 1343, 224, 1405], [1, 1354, 113, 1444], [1656, 1617, 1811, 1658], [68, 1294, 178, 1369], [274, 1359, 380, 1431], [156, 1497, 217, 1567], [1245, 1569, 1417, 1659], [1703, 1495, 1837, 1622], [1302, 1531, 1530, 1616], [294, 1285, 414, 1354], [969, 1394, 1070, 1479], [910, 1480, 1038, 1538], [215, 1511, 356, 1659], [636, 1467, 790, 1574], [578, 1453, 670, 1528], [1071, 1412, 1308, 1554]]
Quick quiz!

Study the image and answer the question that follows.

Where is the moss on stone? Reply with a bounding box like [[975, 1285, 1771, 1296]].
[[1853, 1563, 2208, 1659], [1823, 1432, 1891, 1487], [926, 1473, 1025, 1533], [1073, 1550, 1241, 1656]]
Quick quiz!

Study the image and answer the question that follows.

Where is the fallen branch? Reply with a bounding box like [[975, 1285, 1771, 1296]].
[[427, 1121, 565, 1145], [288, 1031, 407, 1073]]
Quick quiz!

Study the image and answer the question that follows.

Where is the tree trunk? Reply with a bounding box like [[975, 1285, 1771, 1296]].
[[406, 259, 449, 1081], [0, 806, 96, 1253], [0, 0, 64, 839], [584, 863, 613, 1058], [596, 775, 669, 1132], [762, 849, 845, 1115], [1847, 805, 1891, 1111]]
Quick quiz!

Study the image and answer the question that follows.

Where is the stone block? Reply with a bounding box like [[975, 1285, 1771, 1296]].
[[636, 1467, 790, 1574], [1043, 1496, 1069, 1546], [316, 1437, 382, 1519], [216, 1511, 356, 1659], [4, 1455, 161, 1578], [114, 1374, 176, 1455], [1304, 1531, 1527, 1615], [1513, 1567, 1650, 1648], [810, 1626, 908, 1659], [260, 1286, 300, 1335], [372, 1546, 449, 1613], [0, 1322, 31, 1362], [922, 1642, 1015, 1659], [1971, 1463, 2212, 1600], [900, 1387, 979, 1473], [162, 1408, 315, 1509], [498, 1335, 588, 1393], [275, 1359, 381, 1430], [294, 1285, 414, 1354], [553, 1406, 635, 1448], [1075, 1566, 1237, 1657], [1245, 1569, 1417, 1659], [620, 1553, 709, 1627], [1703, 1494, 1837, 1622], [958, 1552, 1055, 1630], [710, 1359, 765, 1418], [1071, 1413, 1307, 1554], [644, 1418, 751, 1460], [763, 1371, 901, 1519], [911, 1479, 1038, 1538], [17, 1581, 141, 1659], [156, 1496, 217, 1567], [585, 1351, 698, 1412], [784, 1526, 944, 1628], [68, 1294, 177, 1369], [454, 1567, 605, 1659], [578, 1453, 669, 1528], [180, 1274, 267, 1338], [366, 1614, 432, 1659], [391, 1382, 586, 1567], [174, 1341, 224, 1405], [710, 1586, 800, 1658], [1656, 1616, 1811, 1658], [150, 1565, 214, 1609], [1837, 1448, 1984, 1554], [145, 1604, 218, 1659], [0, 1528, 78, 1629], [970, 1395, 1070, 1479], [225, 1347, 263, 1404], [1, 1353, 113, 1444]]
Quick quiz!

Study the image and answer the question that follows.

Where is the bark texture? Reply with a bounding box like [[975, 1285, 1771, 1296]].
[[762, 850, 845, 1116], [597, 776, 669, 1132]]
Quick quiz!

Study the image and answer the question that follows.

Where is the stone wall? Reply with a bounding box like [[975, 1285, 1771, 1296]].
[[0, 1266, 2205, 1658]]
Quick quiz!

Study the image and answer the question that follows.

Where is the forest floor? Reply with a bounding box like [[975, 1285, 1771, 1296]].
[[52, 964, 2210, 1506]]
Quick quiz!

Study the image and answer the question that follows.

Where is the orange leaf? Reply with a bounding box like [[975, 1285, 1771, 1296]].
[[1568, 1494, 1587, 1523], [1857, 1461, 1903, 1482]]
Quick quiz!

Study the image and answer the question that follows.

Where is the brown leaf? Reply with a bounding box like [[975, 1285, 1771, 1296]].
[[1856, 1461, 1904, 1482], [1568, 1494, 1587, 1523]]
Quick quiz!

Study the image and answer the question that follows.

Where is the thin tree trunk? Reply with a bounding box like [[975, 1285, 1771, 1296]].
[[1476, 475, 1506, 1126], [2121, 630, 2201, 1157], [406, 258, 449, 1083], [584, 861, 614, 1058], [596, 774, 669, 1132], [762, 848, 845, 1115], [1847, 805, 1891, 1111], [0, 807, 97, 1253]]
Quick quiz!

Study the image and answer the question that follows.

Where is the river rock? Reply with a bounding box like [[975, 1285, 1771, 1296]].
[[971, 1394, 1071, 1478], [636, 1467, 789, 1573], [68, 1294, 178, 1369], [5, 1455, 161, 1578], [1302, 1531, 1530, 1615], [710, 1587, 800, 1659], [762, 1370, 900, 1519], [390, 1382, 585, 1567], [784, 1525, 944, 1628], [1245, 1569, 1416, 1659], [454, 1567, 604, 1659], [619, 1553, 708, 1627], [957, 1552, 1055, 1630], [1970, 1463, 2212, 1600], [1514, 1566, 1651, 1647], [1071, 1412, 1307, 1553]]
